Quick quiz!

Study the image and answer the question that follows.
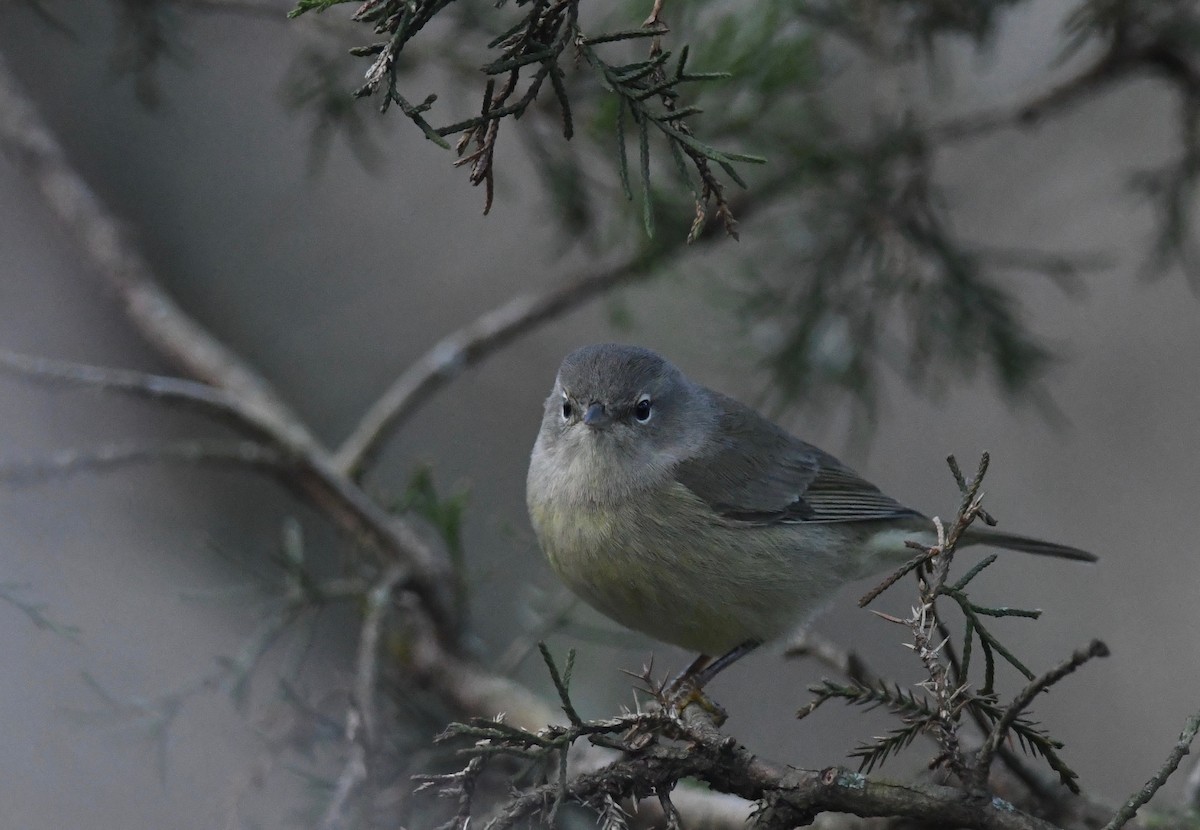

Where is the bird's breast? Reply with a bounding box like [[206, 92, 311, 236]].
[[526, 480, 826, 654]]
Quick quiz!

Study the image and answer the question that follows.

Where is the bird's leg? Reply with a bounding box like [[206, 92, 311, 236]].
[[691, 639, 761, 688], [658, 641, 762, 724], [665, 653, 713, 695]]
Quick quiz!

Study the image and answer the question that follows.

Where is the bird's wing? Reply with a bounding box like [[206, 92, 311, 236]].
[[674, 392, 920, 525]]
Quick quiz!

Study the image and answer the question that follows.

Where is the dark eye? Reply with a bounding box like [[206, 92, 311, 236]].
[[561, 400, 573, 420], [634, 396, 652, 423]]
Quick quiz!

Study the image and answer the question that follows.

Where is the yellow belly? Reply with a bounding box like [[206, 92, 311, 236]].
[[528, 483, 850, 654]]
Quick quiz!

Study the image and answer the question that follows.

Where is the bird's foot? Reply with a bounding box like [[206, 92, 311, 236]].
[[664, 682, 728, 726]]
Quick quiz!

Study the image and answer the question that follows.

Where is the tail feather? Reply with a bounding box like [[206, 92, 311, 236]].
[[961, 528, 1096, 562]]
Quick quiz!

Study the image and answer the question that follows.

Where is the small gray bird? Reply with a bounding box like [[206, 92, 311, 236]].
[[526, 344, 1094, 687]]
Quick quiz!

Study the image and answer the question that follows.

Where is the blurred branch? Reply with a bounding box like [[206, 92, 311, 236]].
[[176, 0, 291, 17], [0, 349, 278, 441], [1103, 710, 1200, 830], [930, 50, 1128, 144], [784, 629, 877, 687], [1186, 752, 1200, 812], [496, 589, 579, 675], [332, 256, 654, 477], [0, 49, 762, 827], [932, 1, 1200, 146], [320, 563, 407, 830], [0, 439, 286, 486], [0, 53, 316, 452], [355, 563, 408, 745], [80, 598, 306, 779], [0, 52, 460, 626], [0, 582, 81, 641]]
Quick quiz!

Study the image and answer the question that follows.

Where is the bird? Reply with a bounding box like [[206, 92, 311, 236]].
[[526, 343, 1094, 689]]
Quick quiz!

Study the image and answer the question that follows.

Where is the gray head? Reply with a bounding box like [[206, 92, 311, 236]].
[[530, 344, 716, 502]]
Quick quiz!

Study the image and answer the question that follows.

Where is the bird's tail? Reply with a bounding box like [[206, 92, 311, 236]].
[[960, 528, 1096, 562]]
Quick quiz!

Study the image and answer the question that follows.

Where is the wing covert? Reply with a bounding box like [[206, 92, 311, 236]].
[[674, 391, 919, 525]]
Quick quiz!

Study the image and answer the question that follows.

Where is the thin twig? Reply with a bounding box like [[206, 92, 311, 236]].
[[1103, 710, 1200, 830], [354, 564, 408, 746], [0, 582, 81, 641], [0, 349, 279, 441], [783, 629, 877, 687], [322, 564, 412, 828], [859, 548, 931, 607], [538, 642, 582, 726], [321, 737, 367, 830], [975, 640, 1110, 787], [495, 589, 579, 675], [79, 599, 305, 779]]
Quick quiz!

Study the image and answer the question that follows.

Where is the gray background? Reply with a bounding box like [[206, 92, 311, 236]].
[[1, 2, 1197, 827]]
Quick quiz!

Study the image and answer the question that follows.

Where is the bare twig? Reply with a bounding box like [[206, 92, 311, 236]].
[[0, 349, 278, 441], [495, 589, 579, 675], [1102, 710, 1200, 830], [858, 547, 931, 608]]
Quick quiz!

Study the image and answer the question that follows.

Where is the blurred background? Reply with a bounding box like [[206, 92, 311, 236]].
[[1, 1, 1199, 827]]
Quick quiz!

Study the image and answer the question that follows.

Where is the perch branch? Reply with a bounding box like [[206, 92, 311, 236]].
[[436, 702, 1064, 830]]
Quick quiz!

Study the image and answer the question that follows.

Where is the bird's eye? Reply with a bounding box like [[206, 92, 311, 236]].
[[634, 396, 652, 423], [561, 400, 573, 420]]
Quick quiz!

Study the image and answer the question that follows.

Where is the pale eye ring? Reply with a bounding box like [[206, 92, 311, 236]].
[[634, 395, 652, 423], [561, 398, 573, 420]]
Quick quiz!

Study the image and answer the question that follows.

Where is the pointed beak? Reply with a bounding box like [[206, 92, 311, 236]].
[[583, 402, 608, 427]]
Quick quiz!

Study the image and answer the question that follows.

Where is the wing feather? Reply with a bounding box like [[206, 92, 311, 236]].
[[674, 391, 920, 525]]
